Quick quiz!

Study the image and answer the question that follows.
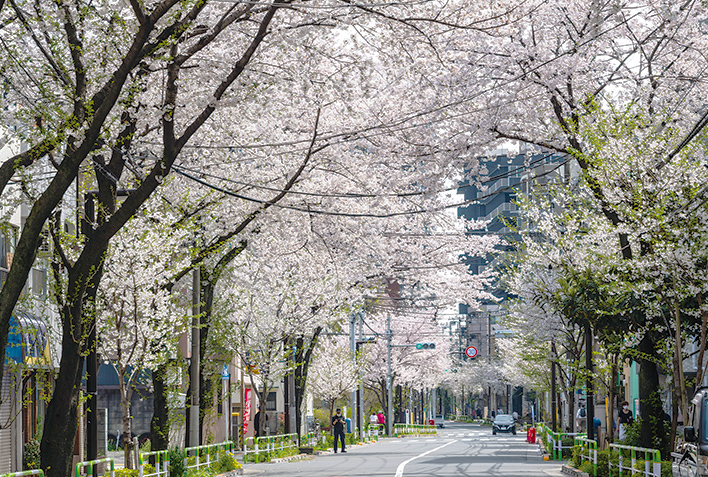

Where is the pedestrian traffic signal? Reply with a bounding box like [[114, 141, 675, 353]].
[[415, 342, 436, 350]]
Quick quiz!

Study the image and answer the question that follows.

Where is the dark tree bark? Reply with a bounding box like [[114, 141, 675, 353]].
[[638, 334, 668, 454], [150, 363, 170, 451], [294, 327, 322, 435]]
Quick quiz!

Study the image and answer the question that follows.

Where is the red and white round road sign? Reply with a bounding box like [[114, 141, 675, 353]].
[[465, 346, 478, 359]]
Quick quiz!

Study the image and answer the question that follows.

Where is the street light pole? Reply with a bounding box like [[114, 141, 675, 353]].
[[386, 315, 393, 436], [358, 312, 364, 433], [350, 314, 356, 435]]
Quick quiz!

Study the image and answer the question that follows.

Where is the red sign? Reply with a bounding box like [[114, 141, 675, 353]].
[[465, 346, 478, 359], [243, 389, 252, 435]]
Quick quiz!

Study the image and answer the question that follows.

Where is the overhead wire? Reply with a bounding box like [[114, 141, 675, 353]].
[[171, 154, 569, 218], [172, 149, 563, 200]]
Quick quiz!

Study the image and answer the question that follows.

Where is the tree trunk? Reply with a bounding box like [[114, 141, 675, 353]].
[[199, 275, 215, 441], [294, 328, 322, 436], [184, 360, 196, 449], [40, 278, 94, 477], [694, 293, 708, 388], [607, 360, 616, 443], [40, 316, 84, 477], [673, 299, 689, 428], [120, 372, 134, 469], [150, 363, 170, 450], [671, 384, 679, 452], [638, 334, 668, 453]]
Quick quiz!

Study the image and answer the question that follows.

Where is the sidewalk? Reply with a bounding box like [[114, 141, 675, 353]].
[[105, 450, 126, 468]]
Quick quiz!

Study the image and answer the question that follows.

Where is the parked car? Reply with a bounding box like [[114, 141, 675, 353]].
[[673, 386, 708, 476], [492, 414, 516, 435], [435, 414, 445, 428]]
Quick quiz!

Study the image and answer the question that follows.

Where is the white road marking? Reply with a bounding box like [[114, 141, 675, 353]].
[[394, 440, 458, 477]]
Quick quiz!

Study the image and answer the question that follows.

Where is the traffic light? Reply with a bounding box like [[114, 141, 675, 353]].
[[415, 342, 436, 350]]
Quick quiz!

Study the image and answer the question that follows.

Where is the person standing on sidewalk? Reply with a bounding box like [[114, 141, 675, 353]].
[[332, 409, 347, 453], [617, 401, 633, 440], [576, 403, 587, 432]]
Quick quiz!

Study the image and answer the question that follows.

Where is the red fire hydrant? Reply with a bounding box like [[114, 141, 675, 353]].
[[429, 419, 434, 426], [526, 427, 536, 443]]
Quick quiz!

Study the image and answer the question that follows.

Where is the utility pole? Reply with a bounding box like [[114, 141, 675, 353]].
[[350, 314, 357, 435], [83, 195, 98, 461], [358, 312, 364, 433], [386, 315, 393, 436], [586, 323, 595, 440], [189, 267, 200, 447], [551, 340, 557, 432]]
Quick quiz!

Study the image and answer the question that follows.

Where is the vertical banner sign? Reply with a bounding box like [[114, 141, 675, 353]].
[[243, 389, 252, 436]]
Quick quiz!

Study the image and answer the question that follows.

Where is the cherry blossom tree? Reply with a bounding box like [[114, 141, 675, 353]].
[[361, 308, 452, 419], [96, 215, 188, 466], [307, 336, 359, 422], [0, 0, 512, 470]]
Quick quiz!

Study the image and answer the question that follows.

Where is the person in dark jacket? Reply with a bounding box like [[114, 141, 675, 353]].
[[254, 409, 268, 437], [332, 408, 347, 453], [617, 401, 633, 440]]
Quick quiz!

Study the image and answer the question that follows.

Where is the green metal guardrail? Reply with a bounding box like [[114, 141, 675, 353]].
[[75, 458, 115, 477], [1, 471, 44, 477], [301, 430, 328, 448], [139, 449, 170, 477], [361, 424, 381, 442], [608, 443, 661, 477], [185, 441, 235, 471], [393, 424, 437, 436], [244, 433, 299, 461], [574, 436, 597, 477], [537, 423, 585, 460]]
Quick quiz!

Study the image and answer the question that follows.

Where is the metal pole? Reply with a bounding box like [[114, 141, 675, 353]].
[[586, 322, 595, 441], [83, 195, 98, 461], [226, 368, 230, 441], [358, 312, 364, 434], [189, 267, 200, 447], [551, 340, 557, 432], [387, 315, 393, 436], [104, 408, 108, 457], [350, 314, 357, 436]]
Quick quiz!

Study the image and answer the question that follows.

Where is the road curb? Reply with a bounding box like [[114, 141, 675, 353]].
[[270, 453, 312, 463], [561, 464, 590, 477]]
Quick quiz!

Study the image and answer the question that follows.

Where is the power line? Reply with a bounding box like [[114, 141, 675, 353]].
[[173, 149, 563, 200], [171, 154, 569, 218]]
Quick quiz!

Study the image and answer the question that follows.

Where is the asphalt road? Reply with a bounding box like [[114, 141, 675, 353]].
[[241, 421, 565, 476]]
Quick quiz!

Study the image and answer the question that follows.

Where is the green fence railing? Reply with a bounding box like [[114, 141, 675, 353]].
[[244, 433, 299, 461], [185, 441, 236, 471], [139, 449, 170, 477], [1, 471, 44, 477], [75, 458, 115, 477], [608, 443, 661, 477], [360, 425, 380, 442], [574, 436, 598, 477], [537, 423, 585, 460], [393, 423, 437, 436]]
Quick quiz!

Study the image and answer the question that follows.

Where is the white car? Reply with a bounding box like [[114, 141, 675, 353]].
[[434, 415, 445, 428]]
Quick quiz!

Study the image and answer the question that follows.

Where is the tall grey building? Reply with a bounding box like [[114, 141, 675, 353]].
[[456, 148, 569, 361]]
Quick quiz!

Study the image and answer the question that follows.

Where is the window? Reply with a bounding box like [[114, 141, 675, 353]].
[[0, 231, 14, 270], [266, 392, 276, 411], [32, 269, 47, 296]]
